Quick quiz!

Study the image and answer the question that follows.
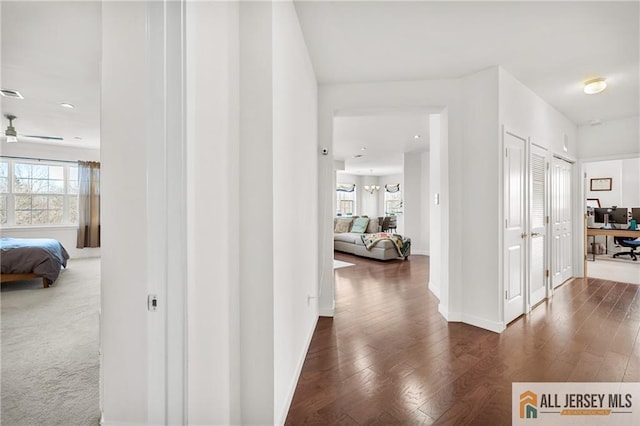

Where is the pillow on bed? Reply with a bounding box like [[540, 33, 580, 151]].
[[334, 218, 353, 233], [365, 217, 379, 234], [350, 217, 370, 233]]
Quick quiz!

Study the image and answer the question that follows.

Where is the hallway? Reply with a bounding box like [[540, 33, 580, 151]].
[[286, 253, 640, 424]]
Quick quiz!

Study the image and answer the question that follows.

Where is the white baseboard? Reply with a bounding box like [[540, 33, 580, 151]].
[[276, 315, 319, 425], [461, 313, 505, 334], [428, 281, 440, 300], [411, 250, 429, 256], [438, 304, 505, 334], [438, 303, 449, 320], [319, 300, 335, 317]]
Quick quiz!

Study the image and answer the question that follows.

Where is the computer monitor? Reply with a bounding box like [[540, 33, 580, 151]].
[[632, 208, 640, 223], [594, 207, 628, 227]]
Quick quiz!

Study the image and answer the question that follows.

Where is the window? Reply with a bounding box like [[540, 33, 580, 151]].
[[0, 159, 79, 226], [384, 183, 402, 214], [336, 183, 356, 216], [0, 162, 8, 224]]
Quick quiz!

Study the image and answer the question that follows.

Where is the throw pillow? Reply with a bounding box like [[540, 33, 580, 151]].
[[334, 218, 352, 233], [350, 217, 370, 233], [366, 217, 379, 234]]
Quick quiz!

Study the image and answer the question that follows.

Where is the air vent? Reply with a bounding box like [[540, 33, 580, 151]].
[[353, 154, 363, 158], [0, 89, 24, 99]]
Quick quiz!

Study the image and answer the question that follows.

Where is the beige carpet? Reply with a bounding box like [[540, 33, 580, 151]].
[[1, 257, 101, 426]]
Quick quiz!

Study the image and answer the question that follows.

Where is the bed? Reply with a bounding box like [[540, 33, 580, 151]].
[[0, 237, 70, 288]]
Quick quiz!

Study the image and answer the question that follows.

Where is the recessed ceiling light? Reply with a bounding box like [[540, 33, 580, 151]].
[[584, 78, 607, 94], [589, 119, 602, 126], [361, 147, 366, 151], [414, 134, 421, 140], [60, 102, 75, 109]]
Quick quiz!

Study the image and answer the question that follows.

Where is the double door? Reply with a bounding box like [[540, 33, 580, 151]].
[[503, 129, 554, 324]]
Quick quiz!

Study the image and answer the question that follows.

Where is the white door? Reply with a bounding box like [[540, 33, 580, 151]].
[[504, 130, 527, 324], [551, 157, 573, 288], [529, 145, 548, 308]]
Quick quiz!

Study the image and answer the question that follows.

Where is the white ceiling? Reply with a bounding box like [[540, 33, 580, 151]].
[[1, 1, 637, 161], [1, 1, 101, 149], [296, 0, 639, 174], [334, 111, 430, 176]]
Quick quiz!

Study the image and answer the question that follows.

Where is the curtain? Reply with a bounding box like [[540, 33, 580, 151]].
[[336, 183, 356, 192], [385, 183, 400, 193], [77, 161, 100, 248]]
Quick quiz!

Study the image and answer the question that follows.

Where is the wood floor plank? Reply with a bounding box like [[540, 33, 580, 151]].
[[285, 253, 640, 425]]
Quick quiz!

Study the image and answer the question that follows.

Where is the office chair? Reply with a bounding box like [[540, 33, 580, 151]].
[[381, 216, 391, 233], [613, 237, 640, 261], [387, 216, 397, 234]]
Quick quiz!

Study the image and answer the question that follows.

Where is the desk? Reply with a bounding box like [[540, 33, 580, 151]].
[[586, 228, 640, 261]]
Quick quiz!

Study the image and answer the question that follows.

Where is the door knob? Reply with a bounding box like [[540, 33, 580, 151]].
[[521, 232, 528, 239], [531, 232, 541, 237]]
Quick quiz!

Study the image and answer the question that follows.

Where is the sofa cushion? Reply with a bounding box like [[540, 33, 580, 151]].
[[350, 217, 369, 233], [366, 217, 379, 234], [334, 218, 353, 233], [334, 233, 361, 244]]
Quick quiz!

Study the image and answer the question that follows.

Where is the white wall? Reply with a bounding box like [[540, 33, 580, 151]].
[[272, 1, 319, 423], [185, 1, 240, 424], [420, 151, 430, 254], [578, 116, 640, 160], [621, 158, 640, 208], [360, 175, 381, 217], [403, 151, 428, 254], [499, 68, 578, 158], [461, 67, 500, 329], [584, 160, 626, 208], [185, 2, 319, 424], [0, 142, 101, 258], [429, 114, 442, 299], [238, 2, 275, 423], [101, 1, 148, 422]]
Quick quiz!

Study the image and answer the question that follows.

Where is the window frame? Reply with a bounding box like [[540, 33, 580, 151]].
[[0, 158, 79, 228]]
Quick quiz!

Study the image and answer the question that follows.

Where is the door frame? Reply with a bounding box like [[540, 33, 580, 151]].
[[502, 126, 528, 324], [146, 0, 187, 423]]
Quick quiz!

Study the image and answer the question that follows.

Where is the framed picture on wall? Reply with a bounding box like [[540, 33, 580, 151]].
[[586, 198, 601, 208], [590, 178, 612, 191]]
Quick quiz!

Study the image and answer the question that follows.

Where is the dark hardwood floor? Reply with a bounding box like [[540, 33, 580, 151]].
[[285, 252, 640, 425]]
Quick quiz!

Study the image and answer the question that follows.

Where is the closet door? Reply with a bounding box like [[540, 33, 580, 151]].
[[504, 130, 527, 324], [551, 157, 573, 288], [529, 145, 548, 308]]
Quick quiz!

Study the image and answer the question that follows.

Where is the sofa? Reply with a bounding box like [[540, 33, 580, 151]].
[[334, 216, 410, 261]]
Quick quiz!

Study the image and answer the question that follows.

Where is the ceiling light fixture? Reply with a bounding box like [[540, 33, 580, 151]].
[[60, 102, 75, 109], [364, 184, 380, 194], [4, 115, 18, 143], [414, 134, 421, 140], [361, 147, 366, 151], [583, 77, 607, 94], [1, 88, 24, 99]]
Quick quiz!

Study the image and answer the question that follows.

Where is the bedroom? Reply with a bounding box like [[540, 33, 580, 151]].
[[1, 2, 101, 424]]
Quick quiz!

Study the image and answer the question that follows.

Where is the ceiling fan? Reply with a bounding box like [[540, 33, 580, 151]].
[[4, 114, 64, 143]]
